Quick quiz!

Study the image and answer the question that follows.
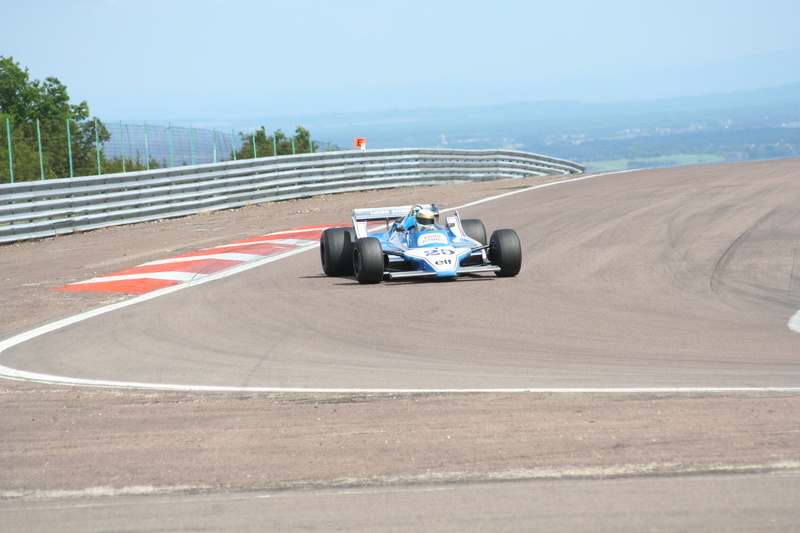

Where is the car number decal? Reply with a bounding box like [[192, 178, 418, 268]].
[[424, 248, 455, 256]]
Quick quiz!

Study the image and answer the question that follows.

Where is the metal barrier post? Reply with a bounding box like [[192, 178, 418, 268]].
[[119, 121, 127, 172], [5, 118, 13, 183], [190, 127, 196, 165], [168, 123, 175, 168], [213, 128, 218, 163], [95, 118, 102, 175], [36, 119, 45, 180], [66, 119, 74, 178], [144, 121, 150, 170]]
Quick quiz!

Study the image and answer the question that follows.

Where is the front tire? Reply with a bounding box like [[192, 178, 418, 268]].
[[353, 237, 384, 284], [489, 229, 522, 277], [461, 219, 487, 246], [320, 227, 354, 276]]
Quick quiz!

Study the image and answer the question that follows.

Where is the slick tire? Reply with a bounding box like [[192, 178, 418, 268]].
[[353, 237, 384, 284], [461, 219, 487, 246], [489, 229, 522, 277], [320, 227, 354, 276]]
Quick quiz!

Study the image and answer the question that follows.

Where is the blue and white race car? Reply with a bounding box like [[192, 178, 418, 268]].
[[320, 204, 522, 284]]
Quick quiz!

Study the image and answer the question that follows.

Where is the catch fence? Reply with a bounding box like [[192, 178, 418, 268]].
[[1, 119, 312, 183]]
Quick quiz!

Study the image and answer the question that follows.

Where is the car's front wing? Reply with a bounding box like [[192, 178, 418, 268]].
[[385, 264, 501, 280], [381, 244, 499, 279]]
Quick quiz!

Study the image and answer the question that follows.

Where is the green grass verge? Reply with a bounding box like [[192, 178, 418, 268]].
[[585, 154, 726, 173]]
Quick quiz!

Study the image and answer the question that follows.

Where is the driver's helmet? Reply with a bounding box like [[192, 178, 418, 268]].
[[415, 208, 436, 230]]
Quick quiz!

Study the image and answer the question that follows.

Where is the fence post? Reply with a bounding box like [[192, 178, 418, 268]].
[[95, 118, 102, 175], [36, 119, 45, 180], [144, 121, 150, 170], [231, 129, 237, 161], [291, 136, 296, 155], [190, 127, 196, 165], [252, 132, 257, 159], [66, 119, 74, 178], [272, 135, 277, 157], [168, 123, 175, 168], [5, 118, 13, 183], [213, 128, 218, 163], [119, 121, 126, 172]]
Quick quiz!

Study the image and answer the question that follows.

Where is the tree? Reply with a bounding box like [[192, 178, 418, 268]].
[[0, 56, 88, 124], [293, 126, 317, 154], [0, 56, 108, 182], [235, 126, 319, 160], [236, 126, 272, 159], [1, 57, 333, 183]]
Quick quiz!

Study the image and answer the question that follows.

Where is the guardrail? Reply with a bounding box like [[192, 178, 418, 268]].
[[0, 148, 584, 244]]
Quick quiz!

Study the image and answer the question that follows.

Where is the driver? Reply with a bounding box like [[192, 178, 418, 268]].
[[415, 208, 437, 231]]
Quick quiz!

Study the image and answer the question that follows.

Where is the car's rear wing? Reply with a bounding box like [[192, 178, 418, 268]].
[[351, 204, 439, 222], [351, 204, 439, 237]]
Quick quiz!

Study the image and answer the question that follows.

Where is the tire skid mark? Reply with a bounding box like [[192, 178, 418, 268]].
[[709, 208, 777, 296]]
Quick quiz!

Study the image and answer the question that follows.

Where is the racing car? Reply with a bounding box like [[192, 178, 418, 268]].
[[319, 204, 522, 284]]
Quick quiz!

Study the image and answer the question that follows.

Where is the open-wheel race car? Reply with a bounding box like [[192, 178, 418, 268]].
[[319, 204, 522, 284]]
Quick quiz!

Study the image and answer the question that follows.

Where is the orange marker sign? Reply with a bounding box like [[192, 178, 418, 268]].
[[354, 137, 367, 150]]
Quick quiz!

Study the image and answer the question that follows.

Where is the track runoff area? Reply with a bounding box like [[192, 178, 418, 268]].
[[1, 171, 798, 393]]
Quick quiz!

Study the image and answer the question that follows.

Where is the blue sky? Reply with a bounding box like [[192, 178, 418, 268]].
[[3, 0, 799, 123]]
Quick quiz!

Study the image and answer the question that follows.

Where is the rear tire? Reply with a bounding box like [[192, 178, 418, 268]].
[[320, 227, 354, 276], [489, 229, 522, 277], [353, 237, 384, 284], [461, 219, 487, 245]]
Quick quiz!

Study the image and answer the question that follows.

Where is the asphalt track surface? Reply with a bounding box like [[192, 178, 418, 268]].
[[2, 160, 800, 531], [3, 163, 800, 391], [6, 472, 800, 532]]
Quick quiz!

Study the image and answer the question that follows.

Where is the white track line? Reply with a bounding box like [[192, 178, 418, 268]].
[[440, 172, 621, 213], [141, 252, 266, 266], [2, 173, 799, 392], [0, 244, 318, 389], [70, 271, 211, 285], [790, 309, 800, 334]]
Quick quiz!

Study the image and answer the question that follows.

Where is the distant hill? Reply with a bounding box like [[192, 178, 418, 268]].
[[260, 83, 800, 172], [158, 83, 799, 172]]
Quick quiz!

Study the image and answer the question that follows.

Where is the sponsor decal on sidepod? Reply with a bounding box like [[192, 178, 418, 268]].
[[416, 232, 449, 246]]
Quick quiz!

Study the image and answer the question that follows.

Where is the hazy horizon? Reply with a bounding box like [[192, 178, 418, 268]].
[[4, 0, 799, 122]]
